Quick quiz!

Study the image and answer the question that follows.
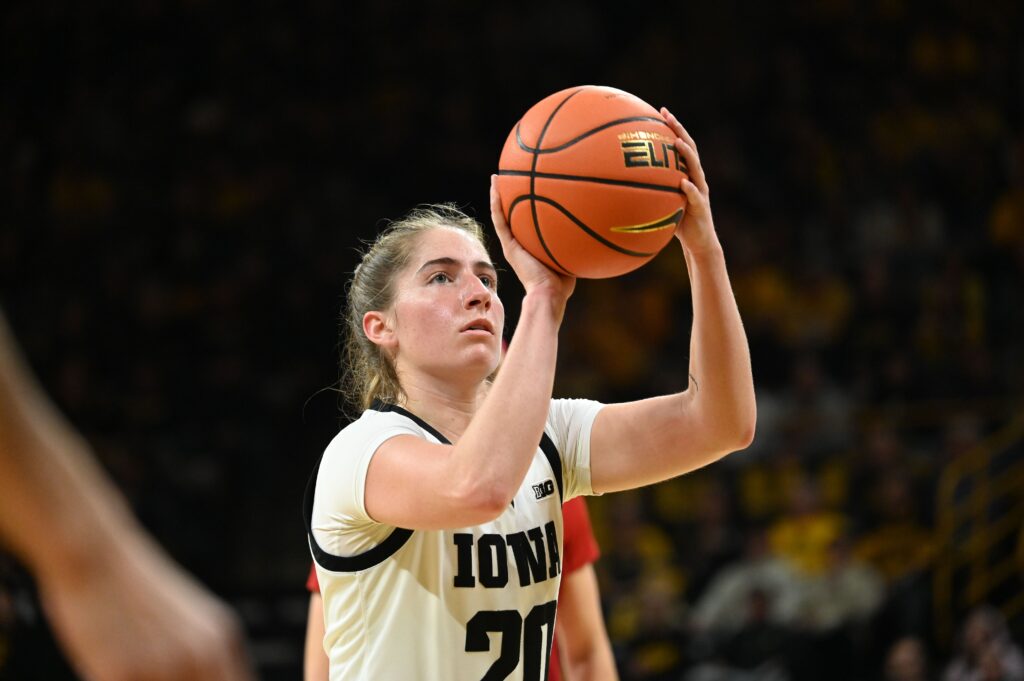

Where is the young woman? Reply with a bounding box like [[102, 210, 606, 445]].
[[305, 109, 755, 680]]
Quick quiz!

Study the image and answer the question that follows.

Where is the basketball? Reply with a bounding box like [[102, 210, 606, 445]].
[[496, 85, 688, 279]]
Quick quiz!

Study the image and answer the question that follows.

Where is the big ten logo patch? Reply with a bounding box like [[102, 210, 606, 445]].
[[532, 480, 555, 500], [619, 131, 688, 172]]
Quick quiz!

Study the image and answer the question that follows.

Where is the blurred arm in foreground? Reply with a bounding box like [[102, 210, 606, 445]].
[[0, 309, 254, 681]]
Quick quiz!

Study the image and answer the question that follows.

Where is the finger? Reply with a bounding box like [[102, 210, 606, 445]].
[[662, 107, 698, 152], [490, 176, 516, 248], [681, 177, 711, 211], [681, 177, 700, 199], [680, 178, 709, 218], [660, 106, 683, 139], [674, 138, 708, 194], [662, 107, 699, 158]]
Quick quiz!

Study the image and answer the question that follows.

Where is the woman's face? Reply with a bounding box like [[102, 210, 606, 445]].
[[383, 227, 504, 386]]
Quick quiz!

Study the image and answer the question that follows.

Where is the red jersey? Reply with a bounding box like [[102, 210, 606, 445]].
[[549, 497, 600, 681]]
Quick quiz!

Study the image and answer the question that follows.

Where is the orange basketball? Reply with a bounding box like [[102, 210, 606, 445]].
[[496, 85, 688, 279]]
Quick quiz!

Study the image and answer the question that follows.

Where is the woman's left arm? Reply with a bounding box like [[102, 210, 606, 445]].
[[590, 108, 756, 494]]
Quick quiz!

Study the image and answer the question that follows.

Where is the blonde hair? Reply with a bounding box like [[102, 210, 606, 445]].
[[342, 204, 488, 413]]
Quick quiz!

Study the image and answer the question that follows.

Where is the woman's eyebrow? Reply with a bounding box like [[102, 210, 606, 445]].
[[416, 257, 459, 274], [416, 257, 497, 275]]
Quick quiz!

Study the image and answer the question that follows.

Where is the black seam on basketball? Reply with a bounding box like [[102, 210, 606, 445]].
[[497, 169, 684, 195], [530, 195, 655, 258], [507, 195, 574, 275], [530, 88, 584, 279], [516, 115, 669, 153]]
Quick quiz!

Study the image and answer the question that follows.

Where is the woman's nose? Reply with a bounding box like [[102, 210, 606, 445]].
[[463, 278, 492, 309]]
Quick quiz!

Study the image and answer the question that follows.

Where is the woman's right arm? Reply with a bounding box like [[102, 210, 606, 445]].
[[361, 177, 576, 530]]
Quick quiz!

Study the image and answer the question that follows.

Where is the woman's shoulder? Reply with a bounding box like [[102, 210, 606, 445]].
[[544, 397, 606, 448], [323, 407, 425, 460], [546, 397, 605, 426]]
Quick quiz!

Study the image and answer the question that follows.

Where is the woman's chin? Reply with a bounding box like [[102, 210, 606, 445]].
[[449, 348, 502, 381], [400, 348, 500, 387]]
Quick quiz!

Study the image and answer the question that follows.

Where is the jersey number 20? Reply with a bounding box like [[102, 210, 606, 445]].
[[465, 600, 558, 680]]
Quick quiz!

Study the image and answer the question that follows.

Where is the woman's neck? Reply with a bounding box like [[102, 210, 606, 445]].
[[398, 377, 490, 443]]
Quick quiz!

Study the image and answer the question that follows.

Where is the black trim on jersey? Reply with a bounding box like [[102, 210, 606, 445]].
[[304, 401, 565, 573], [304, 452, 414, 572], [538, 434, 563, 503], [371, 400, 452, 444]]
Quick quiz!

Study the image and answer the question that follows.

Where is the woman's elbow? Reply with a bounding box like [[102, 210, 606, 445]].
[[736, 417, 756, 450], [475, 486, 515, 521], [710, 406, 756, 454], [451, 480, 514, 524], [730, 406, 757, 451]]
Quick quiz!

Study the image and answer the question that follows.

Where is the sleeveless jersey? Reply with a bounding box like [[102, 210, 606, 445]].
[[305, 398, 603, 680]]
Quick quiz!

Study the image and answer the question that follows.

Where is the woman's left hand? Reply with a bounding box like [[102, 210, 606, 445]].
[[661, 107, 720, 256]]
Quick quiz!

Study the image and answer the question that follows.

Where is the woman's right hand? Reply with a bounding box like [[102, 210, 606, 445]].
[[490, 175, 576, 309]]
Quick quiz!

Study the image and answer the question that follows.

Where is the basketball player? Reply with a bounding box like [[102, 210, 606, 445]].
[[0, 309, 253, 681], [306, 109, 754, 679], [548, 496, 617, 680], [303, 497, 616, 680]]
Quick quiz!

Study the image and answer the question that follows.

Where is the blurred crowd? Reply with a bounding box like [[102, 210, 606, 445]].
[[556, 1, 1024, 679], [1, 1, 1022, 679]]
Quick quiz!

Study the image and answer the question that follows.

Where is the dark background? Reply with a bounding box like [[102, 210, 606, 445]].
[[1, 1, 1022, 679]]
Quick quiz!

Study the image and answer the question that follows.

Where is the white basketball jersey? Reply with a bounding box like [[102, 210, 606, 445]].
[[306, 398, 602, 681]]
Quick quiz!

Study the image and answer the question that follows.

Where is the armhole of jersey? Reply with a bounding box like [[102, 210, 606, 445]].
[[303, 401, 450, 573], [303, 451, 413, 572], [539, 432, 564, 503]]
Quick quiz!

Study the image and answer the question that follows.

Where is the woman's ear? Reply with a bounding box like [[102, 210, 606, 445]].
[[363, 310, 396, 350]]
